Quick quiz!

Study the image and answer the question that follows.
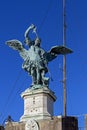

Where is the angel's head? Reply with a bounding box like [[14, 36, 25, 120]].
[[35, 37, 41, 47], [24, 37, 29, 44]]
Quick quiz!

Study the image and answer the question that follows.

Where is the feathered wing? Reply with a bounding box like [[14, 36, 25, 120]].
[[6, 39, 28, 60], [6, 39, 24, 51], [49, 45, 73, 55], [46, 45, 73, 62]]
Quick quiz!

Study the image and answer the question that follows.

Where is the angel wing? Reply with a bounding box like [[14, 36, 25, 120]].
[[6, 39, 24, 51], [49, 45, 73, 55], [46, 45, 73, 62], [6, 39, 28, 60]]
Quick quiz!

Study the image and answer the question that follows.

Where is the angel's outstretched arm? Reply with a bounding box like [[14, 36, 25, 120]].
[[24, 24, 35, 46], [24, 24, 35, 38]]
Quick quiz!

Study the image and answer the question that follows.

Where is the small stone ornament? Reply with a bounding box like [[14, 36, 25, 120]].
[[25, 119, 39, 130]]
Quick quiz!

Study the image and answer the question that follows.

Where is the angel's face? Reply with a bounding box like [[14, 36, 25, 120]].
[[25, 39, 30, 46]]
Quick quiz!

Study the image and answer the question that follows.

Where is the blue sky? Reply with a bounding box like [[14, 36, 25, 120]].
[[0, 0, 87, 128]]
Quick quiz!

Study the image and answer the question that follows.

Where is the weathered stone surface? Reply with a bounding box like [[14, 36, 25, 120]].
[[5, 122, 25, 130], [5, 116, 78, 130], [20, 87, 56, 121]]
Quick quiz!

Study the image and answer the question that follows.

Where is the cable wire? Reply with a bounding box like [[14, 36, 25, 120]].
[[0, 69, 23, 123], [38, 0, 54, 33]]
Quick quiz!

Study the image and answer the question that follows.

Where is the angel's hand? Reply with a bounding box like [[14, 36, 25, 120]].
[[29, 24, 35, 30], [24, 24, 36, 37]]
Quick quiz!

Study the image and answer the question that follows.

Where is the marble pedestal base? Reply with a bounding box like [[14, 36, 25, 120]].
[[20, 86, 56, 122]]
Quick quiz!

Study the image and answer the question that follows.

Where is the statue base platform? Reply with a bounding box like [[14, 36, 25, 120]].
[[20, 85, 56, 122]]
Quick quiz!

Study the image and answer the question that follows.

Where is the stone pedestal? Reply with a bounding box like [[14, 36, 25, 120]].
[[20, 86, 56, 122], [5, 86, 78, 130]]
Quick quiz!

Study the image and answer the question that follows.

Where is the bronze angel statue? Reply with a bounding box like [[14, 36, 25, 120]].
[[6, 24, 72, 88]]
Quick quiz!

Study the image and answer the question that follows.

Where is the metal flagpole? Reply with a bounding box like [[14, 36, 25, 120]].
[[63, 0, 67, 117]]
